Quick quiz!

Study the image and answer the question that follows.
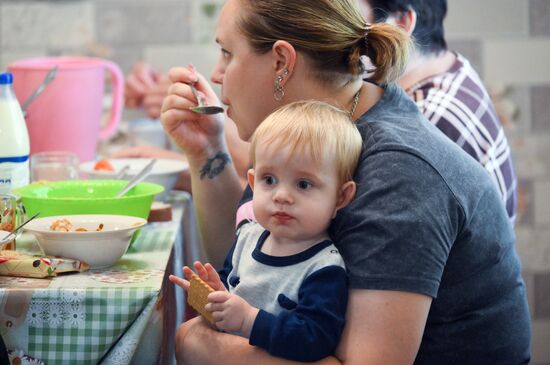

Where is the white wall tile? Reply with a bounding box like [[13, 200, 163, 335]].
[[531, 0, 550, 36], [445, 0, 529, 39], [511, 134, 550, 179], [534, 181, 550, 225], [484, 39, 550, 85], [189, 0, 224, 44], [532, 320, 550, 363], [516, 228, 550, 271], [1, 1, 95, 49], [0, 49, 46, 71], [95, 0, 190, 45], [143, 43, 220, 95]]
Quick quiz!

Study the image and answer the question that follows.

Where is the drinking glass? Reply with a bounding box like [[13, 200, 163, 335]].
[[0, 194, 25, 250], [30, 151, 80, 182]]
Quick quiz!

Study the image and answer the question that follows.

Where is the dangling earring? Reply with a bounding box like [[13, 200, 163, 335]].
[[273, 68, 289, 101]]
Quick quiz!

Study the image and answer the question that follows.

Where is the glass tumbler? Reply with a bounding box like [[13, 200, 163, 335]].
[[0, 193, 26, 250], [30, 151, 80, 182]]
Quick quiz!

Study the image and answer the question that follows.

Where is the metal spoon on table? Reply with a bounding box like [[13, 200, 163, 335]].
[[115, 159, 157, 198], [22, 66, 59, 117], [188, 83, 224, 115], [114, 165, 130, 180]]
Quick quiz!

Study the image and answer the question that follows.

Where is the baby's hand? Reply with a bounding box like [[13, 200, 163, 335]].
[[206, 291, 259, 337], [169, 261, 226, 292]]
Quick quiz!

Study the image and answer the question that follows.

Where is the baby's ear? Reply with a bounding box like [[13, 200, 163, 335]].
[[247, 168, 256, 191], [333, 181, 356, 218]]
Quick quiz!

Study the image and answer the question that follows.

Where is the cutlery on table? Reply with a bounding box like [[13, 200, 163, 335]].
[[1, 212, 41, 242], [114, 165, 130, 180], [22, 66, 59, 117], [115, 159, 156, 198]]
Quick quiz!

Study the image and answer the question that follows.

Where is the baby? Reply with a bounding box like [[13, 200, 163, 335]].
[[170, 100, 363, 362]]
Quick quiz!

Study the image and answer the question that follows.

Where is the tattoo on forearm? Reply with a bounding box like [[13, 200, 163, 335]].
[[199, 152, 232, 179]]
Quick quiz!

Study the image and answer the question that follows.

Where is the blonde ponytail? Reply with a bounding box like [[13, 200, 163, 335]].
[[239, 0, 412, 86], [364, 23, 413, 85]]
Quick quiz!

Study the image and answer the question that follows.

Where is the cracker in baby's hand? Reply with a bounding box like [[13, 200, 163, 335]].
[[187, 273, 215, 324]]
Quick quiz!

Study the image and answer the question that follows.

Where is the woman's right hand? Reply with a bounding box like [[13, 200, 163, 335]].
[[160, 66, 226, 163]]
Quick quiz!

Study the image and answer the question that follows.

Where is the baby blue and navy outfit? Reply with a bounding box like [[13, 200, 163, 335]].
[[218, 221, 348, 362]]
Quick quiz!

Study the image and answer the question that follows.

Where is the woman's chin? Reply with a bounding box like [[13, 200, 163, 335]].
[[234, 122, 251, 141]]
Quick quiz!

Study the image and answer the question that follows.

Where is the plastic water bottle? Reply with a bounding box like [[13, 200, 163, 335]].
[[0, 72, 30, 193]]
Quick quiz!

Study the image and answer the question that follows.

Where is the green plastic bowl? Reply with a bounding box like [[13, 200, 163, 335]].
[[14, 180, 164, 219]]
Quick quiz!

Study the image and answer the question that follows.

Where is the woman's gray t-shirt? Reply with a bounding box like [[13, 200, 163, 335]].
[[329, 84, 530, 364]]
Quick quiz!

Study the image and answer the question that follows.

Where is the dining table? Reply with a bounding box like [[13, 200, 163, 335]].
[[0, 191, 205, 365]]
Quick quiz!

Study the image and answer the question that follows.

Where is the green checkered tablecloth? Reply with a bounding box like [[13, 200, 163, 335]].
[[0, 217, 180, 365]]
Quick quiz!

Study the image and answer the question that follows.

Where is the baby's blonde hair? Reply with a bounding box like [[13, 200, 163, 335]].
[[249, 100, 363, 184]]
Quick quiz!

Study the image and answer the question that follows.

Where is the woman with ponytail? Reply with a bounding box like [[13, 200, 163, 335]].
[[162, 0, 530, 364]]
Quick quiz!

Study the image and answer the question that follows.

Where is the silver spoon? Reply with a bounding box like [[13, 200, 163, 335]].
[[188, 83, 224, 115], [0, 212, 41, 242], [22, 66, 59, 117], [115, 159, 156, 197], [114, 165, 130, 180]]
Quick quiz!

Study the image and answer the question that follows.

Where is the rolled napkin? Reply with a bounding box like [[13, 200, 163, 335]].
[[0, 250, 89, 278]]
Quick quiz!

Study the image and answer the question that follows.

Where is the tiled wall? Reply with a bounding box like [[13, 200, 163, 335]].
[[445, 2, 550, 364], [1, 0, 549, 363], [0, 0, 222, 78]]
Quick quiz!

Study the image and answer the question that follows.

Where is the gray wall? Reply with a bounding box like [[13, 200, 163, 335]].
[[1, 0, 549, 363]]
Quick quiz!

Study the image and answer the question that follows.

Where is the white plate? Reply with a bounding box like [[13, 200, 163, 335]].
[[24, 214, 147, 269], [80, 158, 188, 201], [80, 157, 188, 177]]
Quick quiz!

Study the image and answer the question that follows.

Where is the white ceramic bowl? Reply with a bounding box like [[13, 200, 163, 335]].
[[80, 158, 188, 201], [24, 214, 147, 269]]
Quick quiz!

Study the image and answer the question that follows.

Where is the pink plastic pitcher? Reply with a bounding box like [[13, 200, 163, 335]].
[[8, 57, 124, 162]]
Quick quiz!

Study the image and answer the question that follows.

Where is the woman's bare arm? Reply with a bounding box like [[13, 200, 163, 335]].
[[175, 317, 339, 365], [335, 289, 431, 364], [175, 289, 431, 365], [161, 67, 245, 266]]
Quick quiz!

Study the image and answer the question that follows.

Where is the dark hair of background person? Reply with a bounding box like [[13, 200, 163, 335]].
[[369, 0, 447, 55]]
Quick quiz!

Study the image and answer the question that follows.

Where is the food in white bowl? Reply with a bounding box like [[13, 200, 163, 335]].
[[23, 214, 147, 269], [80, 158, 188, 201]]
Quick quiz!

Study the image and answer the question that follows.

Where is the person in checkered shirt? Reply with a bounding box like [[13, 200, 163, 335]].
[[360, 0, 518, 222]]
